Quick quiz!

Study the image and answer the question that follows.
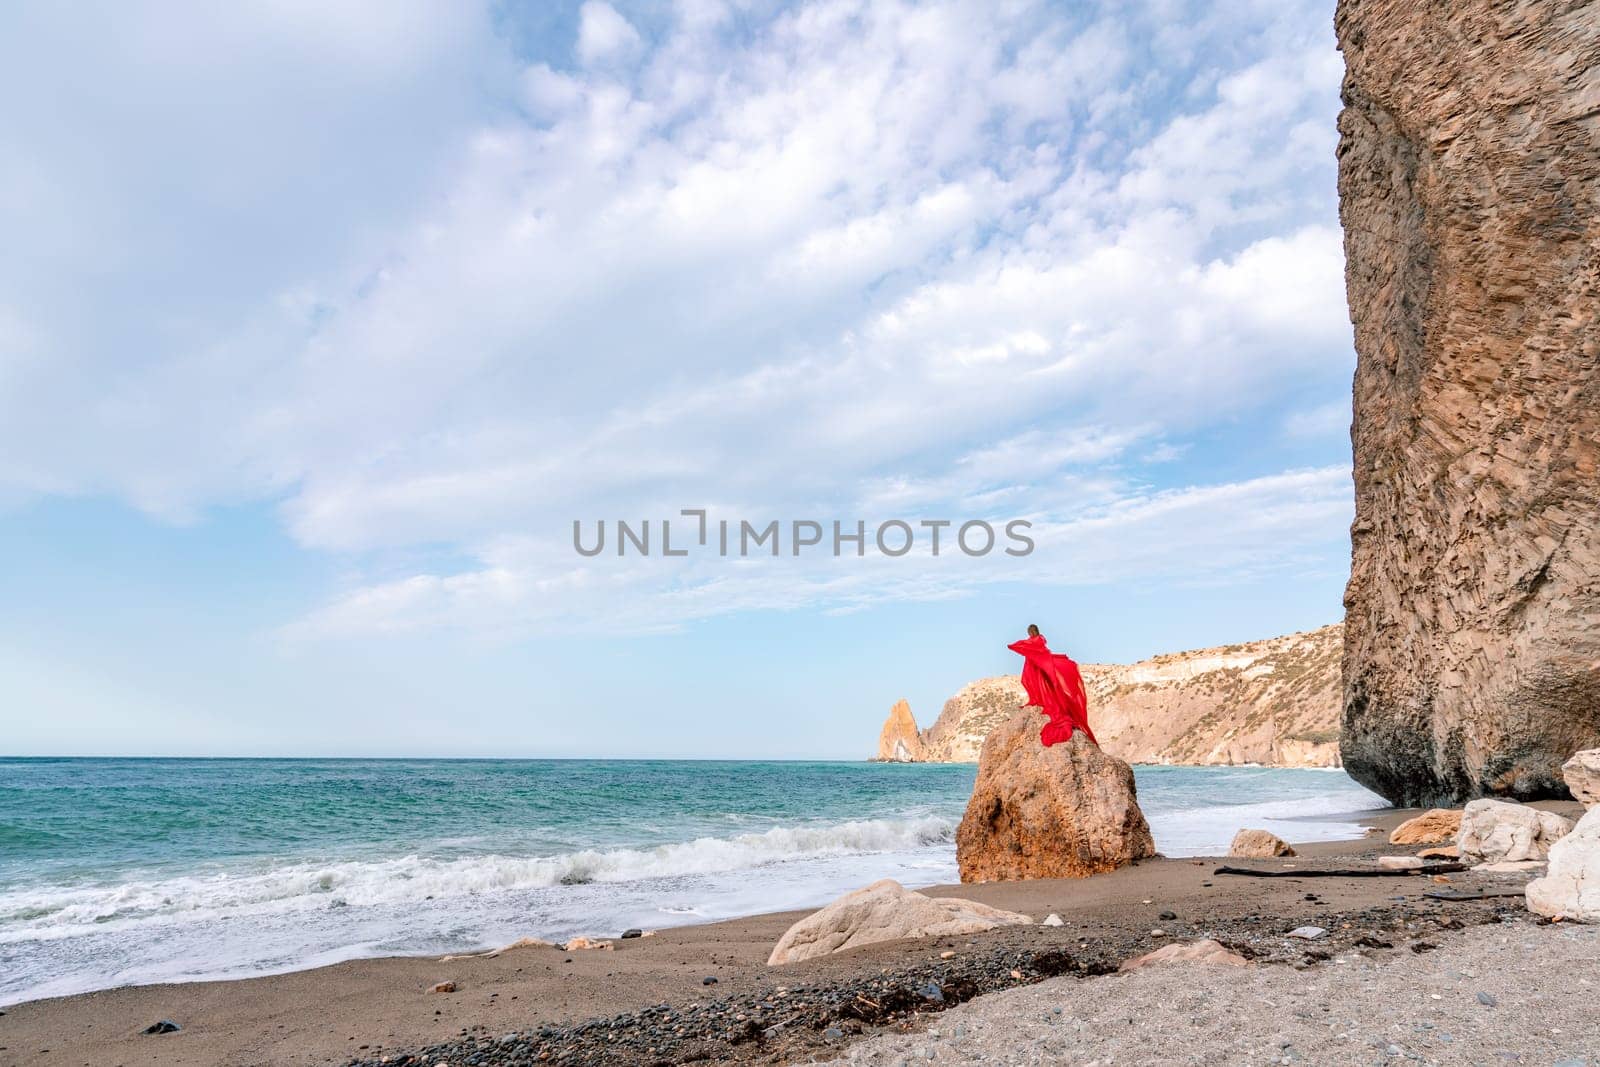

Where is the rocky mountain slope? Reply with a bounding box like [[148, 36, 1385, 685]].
[[875, 625, 1343, 767], [1337, 0, 1600, 804]]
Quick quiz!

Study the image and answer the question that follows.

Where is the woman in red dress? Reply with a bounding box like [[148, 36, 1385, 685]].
[[1007, 624, 1097, 747]]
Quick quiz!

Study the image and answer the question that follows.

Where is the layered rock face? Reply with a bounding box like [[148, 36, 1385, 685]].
[[908, 626, 1341, 767], [1085, 626, 1342, 767], [1337, 1, 1600, 805], [920, 676, 1031, 763], [874, 699, 926, 762], [956, 710, 1156, 883]]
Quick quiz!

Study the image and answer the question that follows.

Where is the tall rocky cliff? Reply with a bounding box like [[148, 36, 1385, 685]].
[[1337, 1, 1600, 805], [878, 625, 1342, 768]]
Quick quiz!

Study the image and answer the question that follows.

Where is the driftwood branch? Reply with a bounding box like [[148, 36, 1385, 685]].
[[1212, 863, 1470, 878]]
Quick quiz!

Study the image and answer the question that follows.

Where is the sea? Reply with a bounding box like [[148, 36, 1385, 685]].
[[0, 757, 1385, 1006]]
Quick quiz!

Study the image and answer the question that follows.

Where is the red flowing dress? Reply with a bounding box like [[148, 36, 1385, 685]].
[[1007, 634, 1097, 747]]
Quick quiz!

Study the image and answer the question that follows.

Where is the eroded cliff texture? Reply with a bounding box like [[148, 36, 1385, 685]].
[[1337, 1, 1600, 806], [913, 626, 1342, 767]]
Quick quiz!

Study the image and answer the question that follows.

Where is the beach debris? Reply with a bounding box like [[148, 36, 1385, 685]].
[[955, 718, 1155, 882], [142, 1019, 182, 1035], [1389, 809, 1463, 845], [1562, 749, 1600, 809], [440, 936, 555, 961], [429, 981, 456, 994], [1458, 798, 1572, 863], [1527, 805, 1600, 922], [620, 928, 643, 939], [1377, 855, 1426, 870], [1042, 913, 1064, 926], [563, 937, 613, 951], [1424, 886, 1527, 900], [1214, 863, 1468, 878], [1119, 939, 1250, 972], [1286, 926, 1326, 940], [1229, 829, 1296, 858], [766, 879, 1031, 965]]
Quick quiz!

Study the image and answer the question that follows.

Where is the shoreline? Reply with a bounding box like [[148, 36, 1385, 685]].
[[4, 802, 1581, 1067]]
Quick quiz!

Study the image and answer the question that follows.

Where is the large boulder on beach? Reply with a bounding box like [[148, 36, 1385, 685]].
[[1390, 809, 1462, 846], [1457, 799, 1572, 864], [1526, 807, 1600, 922], [766, 879, 1030, 965], [955, 711, 1156, 883], [1229, 829, 1295, 858], [1335, 0, 1600, 807], [1562, 750, 1600, 810]]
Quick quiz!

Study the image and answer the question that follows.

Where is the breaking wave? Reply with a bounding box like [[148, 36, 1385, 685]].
[[0, 816, 955, 942]]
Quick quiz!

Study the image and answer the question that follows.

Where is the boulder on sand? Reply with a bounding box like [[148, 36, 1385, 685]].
[[1457, 799, 1572, 864], [1563, 750, 1600, 810], [1390, 809, 1462, 845], [1229, 829, 1296, 859], [1526, 807, 1600, 922], [767, 879, 1030, 965], [956, 711, 1156, 882], [1119, 939, 1251, 972]]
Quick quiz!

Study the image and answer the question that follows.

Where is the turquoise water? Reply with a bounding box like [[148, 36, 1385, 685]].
[[0, 758, 1383, 1005]]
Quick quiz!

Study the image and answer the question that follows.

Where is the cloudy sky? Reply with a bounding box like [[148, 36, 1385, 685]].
[[2, 0, 1353, 758]]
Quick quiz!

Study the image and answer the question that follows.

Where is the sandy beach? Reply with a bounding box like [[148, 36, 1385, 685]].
[[2, 802, 1587, 1067]]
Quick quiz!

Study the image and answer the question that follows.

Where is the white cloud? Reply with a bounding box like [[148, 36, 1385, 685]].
[[576, 2, 643, 67], [0, 0, 1354, 636], [285, 465, 1353, 640]]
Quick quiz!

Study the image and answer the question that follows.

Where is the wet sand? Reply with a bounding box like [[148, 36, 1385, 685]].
[[0, 802, 1581, 1067]]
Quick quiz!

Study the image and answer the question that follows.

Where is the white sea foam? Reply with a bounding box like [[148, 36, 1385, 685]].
[[0, 768, 1386, 1006], [0, 816, 955, 943]]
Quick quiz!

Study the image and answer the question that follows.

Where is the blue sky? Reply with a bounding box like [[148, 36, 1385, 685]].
[[0, 0, 1353, 758]]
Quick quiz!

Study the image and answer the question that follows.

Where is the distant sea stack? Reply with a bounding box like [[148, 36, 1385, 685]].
[[874, 699, 926, 762], [878, 625, 1342, 768], [1336, 1, 1600, 805]]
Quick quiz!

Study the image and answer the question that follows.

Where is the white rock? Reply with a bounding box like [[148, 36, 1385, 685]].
[[1042, 913, 1064, 926], [1456, 798, 1572, 863], [1377, 856, 1425, 870], [1527, 806, 1600, 922], [1562, 750, 1600, 809], [1472, 860, 1547, 873], [767, 879, 1031, 965], [1287, 926, 1326, 940]]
